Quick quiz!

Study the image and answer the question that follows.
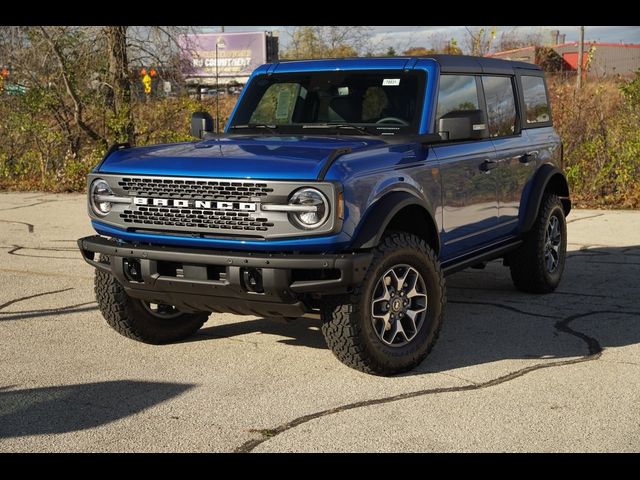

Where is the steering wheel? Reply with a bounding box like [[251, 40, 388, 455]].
[[376, 117, 410, 126]]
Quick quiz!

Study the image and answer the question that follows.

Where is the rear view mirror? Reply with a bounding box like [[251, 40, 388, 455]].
[[438, 109, 486, 141], [191, 111, 214, 139]]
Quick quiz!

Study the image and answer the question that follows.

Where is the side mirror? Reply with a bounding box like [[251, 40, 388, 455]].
[[191, 111, 214, 139], [437, 109, 486, 141]]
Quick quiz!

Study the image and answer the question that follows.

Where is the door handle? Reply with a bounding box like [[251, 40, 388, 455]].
[[479, 159, 497, 173], [520, 151, 539, 164]]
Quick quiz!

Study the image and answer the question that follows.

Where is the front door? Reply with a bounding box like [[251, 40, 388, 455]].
[[433, 74, 500, 260]]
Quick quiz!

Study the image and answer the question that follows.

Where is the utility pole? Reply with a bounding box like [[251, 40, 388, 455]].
[[215, 42, 219, 132], [577, 26, 584, 89]]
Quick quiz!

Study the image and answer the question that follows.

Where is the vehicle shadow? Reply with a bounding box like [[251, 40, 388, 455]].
[[0, 381, 193, 439], [193, 245, 640, 374], [194, 316, 327, 349]]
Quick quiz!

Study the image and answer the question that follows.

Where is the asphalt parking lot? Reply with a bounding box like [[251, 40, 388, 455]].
[[0, 191, 639, 452]]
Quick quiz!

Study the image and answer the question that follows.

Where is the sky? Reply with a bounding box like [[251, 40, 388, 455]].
[[201, 26, 640, 53]]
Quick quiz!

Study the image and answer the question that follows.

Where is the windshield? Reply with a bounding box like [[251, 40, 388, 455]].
[[230, 70, 426, 136]]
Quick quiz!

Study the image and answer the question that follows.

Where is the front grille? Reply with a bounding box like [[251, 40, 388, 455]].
[[120, 206, 274, 232], [90, 173, 338, 240], [118, 177, 274, 201]]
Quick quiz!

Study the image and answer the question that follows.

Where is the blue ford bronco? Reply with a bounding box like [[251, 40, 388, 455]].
[[78, 55, 570, 375]]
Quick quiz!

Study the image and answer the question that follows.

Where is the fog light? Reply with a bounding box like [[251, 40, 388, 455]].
[[123, 258, 142, 282], [242, 268, 264, 293]]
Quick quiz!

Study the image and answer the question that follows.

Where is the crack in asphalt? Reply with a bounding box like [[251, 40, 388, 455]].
[[7, 245, 81, 260], [0, 267, 92, 279], [567, 251, 611, 258], [0, 302, 97, 322], [0, 301, 95, 315], [449, 286, 608, 299], [0, 288, 74, 311], [234, 307, 640, 453], [567, 213, 605, 223], [0, 219, 34, 233], [0, 200, 55, 211], [449, 300, 560, 319], [576, 260, 640, 266]]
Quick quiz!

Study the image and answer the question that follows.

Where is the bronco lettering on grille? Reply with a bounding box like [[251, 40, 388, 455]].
[[133, 197, 257, 211]]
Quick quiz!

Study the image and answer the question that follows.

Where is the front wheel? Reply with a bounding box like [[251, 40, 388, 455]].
[[321, 232, 446, 376], [94, 256, 209, 344], [509, 194, 567, 293]]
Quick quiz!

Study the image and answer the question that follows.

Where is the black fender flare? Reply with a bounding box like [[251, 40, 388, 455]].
[[519, 164, 571, 234], [350, 191, 440, 252]]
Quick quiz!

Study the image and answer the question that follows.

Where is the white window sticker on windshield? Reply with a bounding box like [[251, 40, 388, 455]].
[[275, 89, 292, 120], [383, 78, 401, 86]]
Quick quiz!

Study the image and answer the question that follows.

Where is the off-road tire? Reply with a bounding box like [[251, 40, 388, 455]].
[[509, 194, 567, 293], [321, 232, 446, 376], [94, 255, 209, 344]]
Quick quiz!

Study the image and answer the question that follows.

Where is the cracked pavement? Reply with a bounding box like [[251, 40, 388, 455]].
[[0, 192, 639, 452]]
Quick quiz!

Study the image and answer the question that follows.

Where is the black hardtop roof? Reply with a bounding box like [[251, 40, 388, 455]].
[[276, 54, 542, 75], [428, 54, 541, 74]]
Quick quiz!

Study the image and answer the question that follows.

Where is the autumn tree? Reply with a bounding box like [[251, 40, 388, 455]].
[[282, 26, 372, 59], [402, 39, 461, 56], [403, 47, 432, 56]]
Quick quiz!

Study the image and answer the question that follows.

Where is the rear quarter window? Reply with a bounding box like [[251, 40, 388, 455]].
[[482, 76, 517, 138], [521, 76, 550, 125]]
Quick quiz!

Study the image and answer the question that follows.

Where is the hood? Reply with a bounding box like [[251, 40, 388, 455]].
[[97, 136, 388, 180]]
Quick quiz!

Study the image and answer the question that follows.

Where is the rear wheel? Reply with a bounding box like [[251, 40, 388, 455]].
[[94, 256, 209, 344], [509, 194, 567, 293], [321, 232, 446, 376]]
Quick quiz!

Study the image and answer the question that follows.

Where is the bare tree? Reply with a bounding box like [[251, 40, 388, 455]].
[[282, 26, 373, 59], [497, 30, 543, 52], [0, 25, 195, 159], [0, 27, 107, 157], [463, 27, 497, 56], [105, 26, 134, 144]]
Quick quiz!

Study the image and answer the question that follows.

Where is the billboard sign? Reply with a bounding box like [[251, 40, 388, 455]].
[[181, 31, 268, 78]]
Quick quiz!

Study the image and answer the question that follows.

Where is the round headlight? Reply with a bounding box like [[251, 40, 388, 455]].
[[90, 179, 113, 216], [288, 188, 330, 229]]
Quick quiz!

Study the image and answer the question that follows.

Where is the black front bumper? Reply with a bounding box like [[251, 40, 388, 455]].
[[78, 235, 372, 317]]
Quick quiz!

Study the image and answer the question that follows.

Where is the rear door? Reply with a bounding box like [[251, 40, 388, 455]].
[[481, 74, 533, 232], [517, 73, 561, 210]]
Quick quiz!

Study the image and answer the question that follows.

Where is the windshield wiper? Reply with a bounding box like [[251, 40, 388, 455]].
[[302, 124, 376, 136], [230, 124, 278, 134]]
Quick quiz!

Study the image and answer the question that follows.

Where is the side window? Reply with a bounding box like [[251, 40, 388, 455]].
[[482, 76, 517, 137], [250, 83, 301, 125], [521, 76, 550, 125], [435, 75, 481, 140]]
